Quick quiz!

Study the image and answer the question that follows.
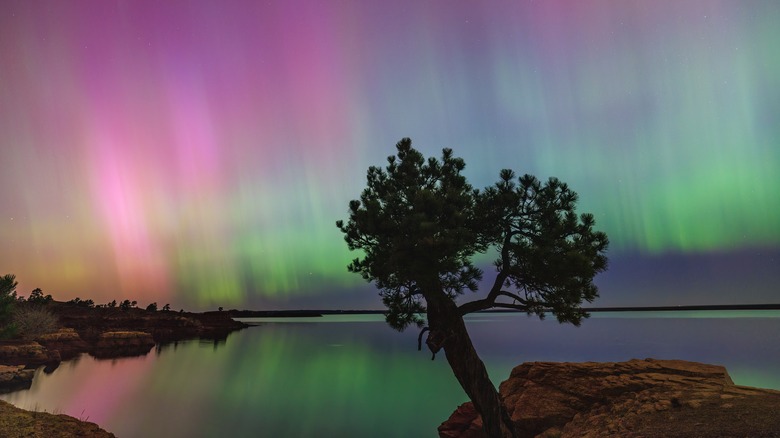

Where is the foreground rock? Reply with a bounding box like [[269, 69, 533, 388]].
[[0, 399, 115, 437], [439, 358, 780, 438]]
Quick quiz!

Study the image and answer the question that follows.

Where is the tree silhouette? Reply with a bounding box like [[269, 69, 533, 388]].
[[337, 138, 609, 437], [0, 274, 19, 338], [119, 300, 134, 311], [27, 287, 53, 304]]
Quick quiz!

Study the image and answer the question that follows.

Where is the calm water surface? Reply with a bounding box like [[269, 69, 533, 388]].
[[2, 311, 779, 437]]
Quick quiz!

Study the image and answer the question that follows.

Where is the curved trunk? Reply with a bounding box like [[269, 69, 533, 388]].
[[424, 292, 515, 438]]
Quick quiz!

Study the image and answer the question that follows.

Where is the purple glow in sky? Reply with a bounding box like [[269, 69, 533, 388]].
[[1, 1, 778, 310]]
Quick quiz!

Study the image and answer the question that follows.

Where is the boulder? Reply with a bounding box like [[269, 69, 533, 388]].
[[0, 341, 60, 367], [0, 365, 35, 394], [90, 331, 155, 359], [35, 328, 90, 361], [439, 358, 780, 437]]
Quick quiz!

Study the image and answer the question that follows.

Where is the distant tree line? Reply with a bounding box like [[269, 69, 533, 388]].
[[0, 273, 176, 340], [66, 297, 172, 312]]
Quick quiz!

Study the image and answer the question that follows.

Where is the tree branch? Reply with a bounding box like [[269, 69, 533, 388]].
[[459, 290, 534, 315], [486, 228, 513, 300], [491, 302, 531, 311], [496, 290, 527, 304], [458, 298, 493, 315], [417, 326, 429, 351]]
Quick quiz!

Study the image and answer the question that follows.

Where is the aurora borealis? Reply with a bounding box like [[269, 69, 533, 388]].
[[1, 1, 778, 310]]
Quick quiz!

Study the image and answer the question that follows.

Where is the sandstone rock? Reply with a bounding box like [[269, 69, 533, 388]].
[[0, 341, 59, 367], [90, 331, 155, 359], [439, 359, 780, 437], [0, 365, 35, 394], [439, 403, 484, 438], [35, 328, 90, 361]]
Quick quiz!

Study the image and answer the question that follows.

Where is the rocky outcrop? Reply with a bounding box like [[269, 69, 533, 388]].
[[90, 331, 156, 359], [0, 341, 59, 367], [439, 359, 780, 438], [1, 304, 247, 367], [0, 399, 115, 437], [1, 304, 247, 393], [53, 305, 247, 345], [36, 328, 90, 361], [0, 365, 35, 394], [0, 303, 248, 435]]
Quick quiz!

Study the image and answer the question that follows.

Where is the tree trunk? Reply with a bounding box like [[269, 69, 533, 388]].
[[424, 292, 515, 438]]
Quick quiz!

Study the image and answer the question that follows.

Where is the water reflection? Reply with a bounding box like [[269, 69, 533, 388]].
[[1, 312, 778, 437]]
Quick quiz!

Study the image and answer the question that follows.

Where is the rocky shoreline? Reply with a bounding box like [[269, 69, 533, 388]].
[[439, 358, 780, 437], [1, 305, 247, 393], [5, 305, 778, 438], [0, 302, 247, 436]]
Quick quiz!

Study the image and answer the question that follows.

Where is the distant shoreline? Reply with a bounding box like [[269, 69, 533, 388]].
[[582, 303, 780, 312], [229, 303, 780, 318]]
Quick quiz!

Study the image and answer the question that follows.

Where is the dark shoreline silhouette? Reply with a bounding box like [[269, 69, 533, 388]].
[[581, 303, 780, 312], [230, 303, 780, 318]]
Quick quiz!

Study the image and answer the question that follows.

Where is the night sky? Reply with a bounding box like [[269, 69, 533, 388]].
[[1, 1, 778, 310]]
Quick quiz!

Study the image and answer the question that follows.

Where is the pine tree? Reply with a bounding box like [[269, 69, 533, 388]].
[[0, 274, 19, 339], [337, 138, 609, 437]]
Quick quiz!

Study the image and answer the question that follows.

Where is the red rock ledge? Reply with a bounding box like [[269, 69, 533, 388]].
[[439, 358, 780, 438]]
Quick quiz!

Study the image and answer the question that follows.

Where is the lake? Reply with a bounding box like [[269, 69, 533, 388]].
[[2, 311, 779, 437]]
